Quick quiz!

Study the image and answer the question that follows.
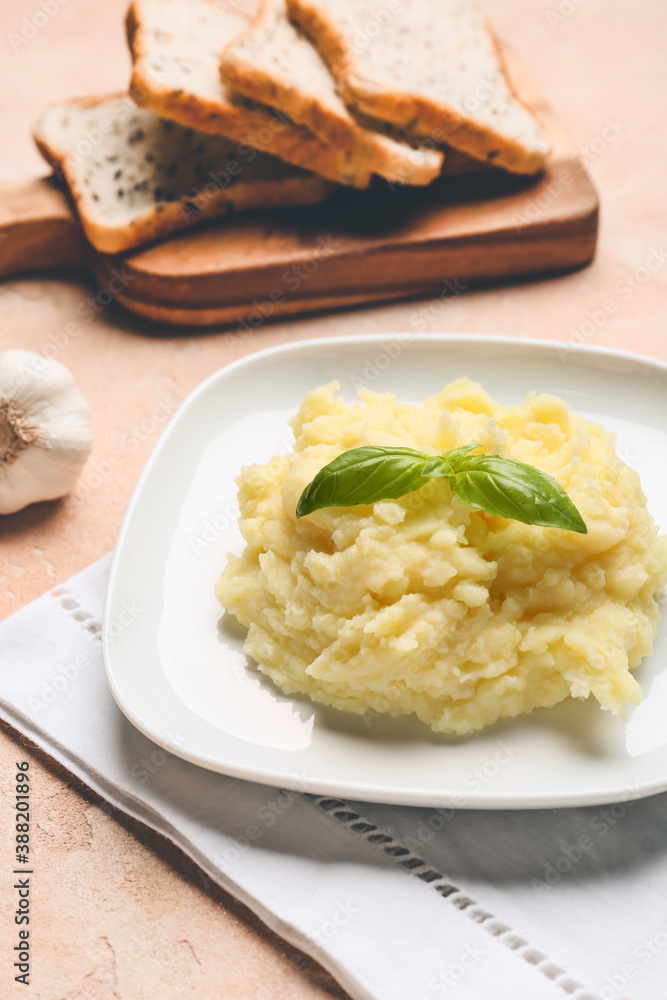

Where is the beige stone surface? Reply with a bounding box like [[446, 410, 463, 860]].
[[0, 0, 665, 996]]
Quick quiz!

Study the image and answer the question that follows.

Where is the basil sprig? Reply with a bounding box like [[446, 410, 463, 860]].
[[296, 445, 587, 533]]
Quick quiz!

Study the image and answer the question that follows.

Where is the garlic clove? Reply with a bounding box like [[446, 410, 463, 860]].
[[0, 350, 93, 515]]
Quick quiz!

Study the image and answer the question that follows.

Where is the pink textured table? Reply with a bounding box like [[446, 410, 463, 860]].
[[0, 0, 665, 996]]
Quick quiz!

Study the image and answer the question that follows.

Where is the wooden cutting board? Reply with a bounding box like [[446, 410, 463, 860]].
[[0, 48, 598, 328]]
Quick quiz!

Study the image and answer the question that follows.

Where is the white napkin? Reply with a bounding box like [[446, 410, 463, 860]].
[[1, 556, 665, 1000]]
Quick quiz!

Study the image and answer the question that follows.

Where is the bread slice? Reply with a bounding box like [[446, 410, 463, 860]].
[[33, 95, 333, 254], [126, 0, 372, 188], [287, 0, 550, 175], [221, 0, 443, 187]]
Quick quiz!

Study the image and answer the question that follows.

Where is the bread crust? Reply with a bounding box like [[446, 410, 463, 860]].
[[32, 94, 333, 255], [287, 0, 549, 175], [126, 0, 372, 187], [220, 0, 443, 186], [222, 0, 354, 148]]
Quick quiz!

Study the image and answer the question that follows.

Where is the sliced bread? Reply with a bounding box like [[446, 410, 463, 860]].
[[221, 0, 443, 187], [33, 95, 333, 254], [126, 0, 372, 188], [287, 0, 550, 174]]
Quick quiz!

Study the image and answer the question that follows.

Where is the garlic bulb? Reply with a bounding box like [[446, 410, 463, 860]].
[[0, 350, 92, 515]]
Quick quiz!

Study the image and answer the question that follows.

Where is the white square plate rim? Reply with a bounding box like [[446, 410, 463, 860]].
[[102, 333, 667, 809]]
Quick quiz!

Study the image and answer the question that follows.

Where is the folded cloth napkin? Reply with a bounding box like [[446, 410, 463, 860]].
[[1, 556, 665, 1000]]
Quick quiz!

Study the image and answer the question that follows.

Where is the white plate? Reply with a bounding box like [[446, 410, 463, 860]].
[[103, 334, 667, 808]]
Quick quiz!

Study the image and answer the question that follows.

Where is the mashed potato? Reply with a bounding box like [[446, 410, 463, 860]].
[[215, 379, 667, 735]]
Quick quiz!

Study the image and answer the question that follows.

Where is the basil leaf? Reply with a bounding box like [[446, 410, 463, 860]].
[[296, 446, 432, 518], [422, 455, 453, 478], [442, 444, 480, 465], [295, 443, 587, 534], [448, 454, 588, 533]]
